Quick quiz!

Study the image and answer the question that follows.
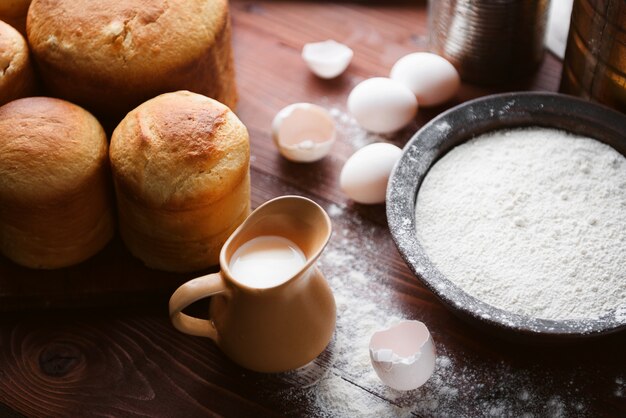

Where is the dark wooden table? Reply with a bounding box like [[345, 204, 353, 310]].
[[1, 1, 624, 417]]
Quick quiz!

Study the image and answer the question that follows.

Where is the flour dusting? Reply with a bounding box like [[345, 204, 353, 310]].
[[271, 198, 599, 417]]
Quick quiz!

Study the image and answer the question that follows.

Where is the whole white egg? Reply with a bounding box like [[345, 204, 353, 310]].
[[347, 77, 418, 134], [390, 52, 460, 107], [340, 142, 403, 204]]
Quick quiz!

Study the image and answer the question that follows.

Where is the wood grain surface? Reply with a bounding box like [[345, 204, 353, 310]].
[[1, 1, 624, 417]]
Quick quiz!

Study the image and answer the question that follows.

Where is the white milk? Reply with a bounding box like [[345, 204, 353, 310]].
[[228, 235, 306, 288]]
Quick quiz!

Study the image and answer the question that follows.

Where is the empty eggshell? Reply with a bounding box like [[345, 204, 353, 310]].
[[369, 320, 436, 391], [340, 142, 402, 204], [302, 40, 354, 79], [347, 77, 418, 134], [390, 52, 460, 107], [272, 103, 336, 163]]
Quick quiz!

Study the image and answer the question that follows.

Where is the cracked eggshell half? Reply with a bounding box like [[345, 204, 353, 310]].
[[272, 103, 336, 163], [302, 40, 353, 79], [340, 142, 402, 204], [369, 320, 436, 391], [347, 77, 418, 134]]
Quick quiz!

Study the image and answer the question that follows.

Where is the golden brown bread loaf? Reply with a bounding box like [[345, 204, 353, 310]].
[[109, 91, 250, 272], [0, 20, 36, 106], [0, 0, 31, 35], [26, 0, 237, 124], [0, 97, 114, 269]]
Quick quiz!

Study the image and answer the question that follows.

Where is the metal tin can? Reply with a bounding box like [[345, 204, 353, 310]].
[[429, 0, 551, 85], [560, 0, 626, 113]]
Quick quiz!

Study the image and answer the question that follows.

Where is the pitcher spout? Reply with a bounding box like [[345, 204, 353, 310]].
[[220, 195, 332, 271]]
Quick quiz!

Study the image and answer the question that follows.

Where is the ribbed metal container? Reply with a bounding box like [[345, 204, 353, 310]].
[[429, 0, 550, 85], [560, 0, 626, 113]]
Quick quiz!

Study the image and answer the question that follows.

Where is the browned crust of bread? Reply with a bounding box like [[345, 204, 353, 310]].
[[0, 20, 36, 106], [27, 0, 236, 120], [110, 91, 249, 208], [117, 173, 250, 271], [0, 97, 114, 269], [0, 97, 107, 199], [109, 91, 250, 272]]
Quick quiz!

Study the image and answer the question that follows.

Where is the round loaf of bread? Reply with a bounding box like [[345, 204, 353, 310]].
[[0, 97, 114, 269], [110, 91, 250, 272], [27, 0, 237, 124], [0, 20, 36, 106], [0, 0, 31, 35]]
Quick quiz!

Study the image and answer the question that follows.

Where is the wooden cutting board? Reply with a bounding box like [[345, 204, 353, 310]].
[[0, 166, 319, 311], [0, 232, 206, 311]]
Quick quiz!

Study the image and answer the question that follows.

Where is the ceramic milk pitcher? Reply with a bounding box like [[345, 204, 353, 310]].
[[169, 195, 336, 373]]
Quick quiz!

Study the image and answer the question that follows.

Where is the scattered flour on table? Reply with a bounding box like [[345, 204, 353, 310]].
[[415, 127, 626, 321], [274, 203, 596, 417], [326, 202, 345, 218], [615, 377, 626, 397], [329, 106, 387, 150], [326, 105, 418, 151], [252, 120, 608, 416], [290, 209, 413, 417]]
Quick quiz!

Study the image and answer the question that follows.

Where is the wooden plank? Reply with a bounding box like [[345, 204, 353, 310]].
[[0, 1, 623, 417]]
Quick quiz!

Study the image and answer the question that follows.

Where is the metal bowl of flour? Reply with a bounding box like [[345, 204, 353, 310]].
[[387, 92, 626, 340]]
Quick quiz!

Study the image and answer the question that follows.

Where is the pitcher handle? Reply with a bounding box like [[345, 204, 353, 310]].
[[169, 272, 226, 341]]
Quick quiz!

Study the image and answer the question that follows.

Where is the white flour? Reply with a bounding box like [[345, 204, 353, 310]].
[[326, 103, 419, 151], [329, 106, 388, 150], [415, 127, 626, 321]]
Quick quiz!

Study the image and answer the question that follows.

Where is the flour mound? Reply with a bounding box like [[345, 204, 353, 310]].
[[415, 127, 626, 321]]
